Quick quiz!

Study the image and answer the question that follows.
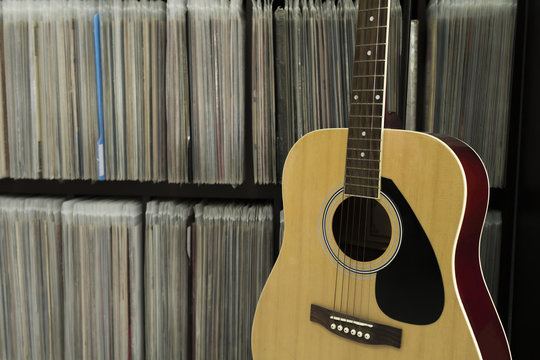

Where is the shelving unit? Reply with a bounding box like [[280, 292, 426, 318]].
[[496, 0, 528, 340], [0, 0, 533, 357], [0, 0, 285, 257], [509, 0, 540, 358], [410, 1, 527, 344]]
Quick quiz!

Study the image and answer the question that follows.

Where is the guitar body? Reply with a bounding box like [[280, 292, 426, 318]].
[[252, 128, 511, 359]]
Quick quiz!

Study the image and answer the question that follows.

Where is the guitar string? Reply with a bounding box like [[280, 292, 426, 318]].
[[351, 3, 373, 321], [366, 0, 385, 320], [352, 1, 380, 320], [359, 3, 372, 315], [352, 6, 370, 319], [352, 195, 363, 317], [350, 1, 383, 319], [340, 186, 353, 313], [336, 0, 386, 318], [345, 194, 357, 314], [345, 2, 370, 317], [333, 176, 347, 313], [336, 11, 362, 314], [361, 196, 370, 315], [355, 0, 385, 321], [337, 4, 364, 314]]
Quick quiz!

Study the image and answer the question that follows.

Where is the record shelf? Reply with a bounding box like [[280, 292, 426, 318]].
[[411, 1, 527, 353], [0, 0, 286, 254]]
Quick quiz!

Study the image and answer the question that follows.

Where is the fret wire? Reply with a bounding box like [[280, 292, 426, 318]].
[[346, 169, 380, 175], [352, 89, 385, 91], [347, 165, 380, 171], [348, 195, 379, 199], [349, 122, 383, 127], [349, 126, 383, 129], [356, 25, 387, 30], [347, 149, 381, 154], [344, 193, 379, 200], [348, 129, 382, 133], [346, 157, 380, 162], [351, 102, 383, 106], [347, 141, 380, 144], [349, 115, 383, 118], [357, 7, 389, 12], [347, 137, 380, 141], [345, 183, 380, 189], [352, 75, 385, 78], [354, 59, 385, 63], [356, 43, 387, 47], [348, 147, 381, 151], [348, 131, 382, 135], [346, 175, 380, 181], [347, 136, 382, 140], [348, 135, 382, 138]]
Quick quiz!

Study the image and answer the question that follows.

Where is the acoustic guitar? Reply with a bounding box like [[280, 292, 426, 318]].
[[251, 0, 511, 358]]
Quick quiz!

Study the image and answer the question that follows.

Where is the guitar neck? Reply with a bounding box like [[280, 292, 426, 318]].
[[344, 0, 390, 199]]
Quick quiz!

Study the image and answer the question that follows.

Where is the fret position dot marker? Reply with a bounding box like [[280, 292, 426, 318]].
[[375, 94, 381, 100], [354, 95, 359, 101], [361, 131, 366, 137], [361, 152, 366, 158], [369, 16, 374, 22], [367, 50, 372, 56]]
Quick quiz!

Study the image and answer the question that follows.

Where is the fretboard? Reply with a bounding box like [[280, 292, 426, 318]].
[[344, 0, 390, 199]]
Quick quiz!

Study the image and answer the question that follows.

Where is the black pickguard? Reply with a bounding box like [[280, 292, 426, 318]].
[[375, 178, 445, 325]]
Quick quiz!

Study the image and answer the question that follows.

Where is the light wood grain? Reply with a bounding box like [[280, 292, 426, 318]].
[[252, 128, 481, 359]]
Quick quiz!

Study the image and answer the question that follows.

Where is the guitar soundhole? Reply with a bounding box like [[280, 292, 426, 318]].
[[332, 197, 392, 262]]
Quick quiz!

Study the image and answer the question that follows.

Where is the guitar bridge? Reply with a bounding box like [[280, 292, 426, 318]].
[[310, 304, 402, 348]]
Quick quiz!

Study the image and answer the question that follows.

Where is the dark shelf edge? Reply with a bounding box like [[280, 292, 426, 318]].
[[0, 178, 282, 201], [488, 188, 505, 210]]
